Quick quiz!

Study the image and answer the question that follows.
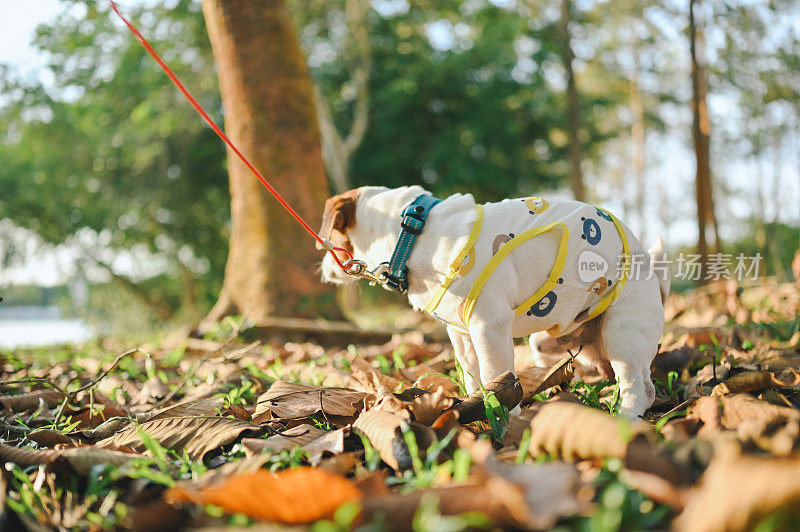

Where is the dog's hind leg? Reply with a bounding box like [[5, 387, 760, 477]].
[[529, 331, 568, 368], [599, 297, 662, 420], [446, 325, 481, 395]]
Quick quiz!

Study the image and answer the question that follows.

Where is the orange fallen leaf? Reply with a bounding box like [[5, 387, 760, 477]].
[[166, 467, 361, 523]]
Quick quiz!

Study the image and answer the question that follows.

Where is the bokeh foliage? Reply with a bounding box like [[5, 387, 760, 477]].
[[0, 0, 798, 323]]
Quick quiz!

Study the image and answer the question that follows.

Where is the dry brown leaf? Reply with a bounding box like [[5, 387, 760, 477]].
[[711, 368, 800, 397], [717, 393, 799, 429], [529, 403, 686, 484], [303, 428, 348, 462], [685, 361, 730, 399], [620, 469, 685, 510], [97, 416, 262, 460], [240, 424, 327, 457], [396, 362, 449, 383], [430, 410, 460, 438], [471, 446, 590, 529], [361, 477, 531, 530], [453, 371, 523, 423], [529, 403, 634, 461], [130, 376, 170, 406], [0, 443, 135, 474], [688, 394, 800, 455], [166, 467, 361, 523], [367, 389, 411, 418], [353, 410, 435, 471], [689, 396, 723, 432], [675, 454, 800, 532], [353, 470, 391, 497], [318, 452, 358, 476], [0, 390, 65, 412], [357, 332, 443, 363], [223, 404, 252, 421], [0, 443, 59, 466], [174, 454, 273, 491], [504, 393, 582, 447], [737, 415, 799, 456], [254, 380, 369, 425], [659, 417, 702, 442], [408, 388, 454, 425], [758, 389, 795, 408], [177, 381, 228, 405], [411, 372, 461, 396], [71, 417, 131, 441], [27, 429, 76, 448], [140, 400, 224, 422], [349, 357, 404, 393], [518, 356, 574, 402], [58, 447, 137, 475], [66, 403, 128, 429], [653, 343, 695, 373]]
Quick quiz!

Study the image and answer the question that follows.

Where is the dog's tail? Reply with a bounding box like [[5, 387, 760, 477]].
[[648, 235, 671, 304]]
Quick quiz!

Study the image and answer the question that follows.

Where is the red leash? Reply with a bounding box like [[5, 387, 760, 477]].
[[107, 1, 355, 272]]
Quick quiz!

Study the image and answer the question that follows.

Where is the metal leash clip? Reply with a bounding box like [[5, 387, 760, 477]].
[[321, 238, 389, 286], [343, 260, 390, 286]]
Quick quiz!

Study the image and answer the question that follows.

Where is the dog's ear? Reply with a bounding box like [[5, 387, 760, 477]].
[[331, 189, 357, 232], [318, 189, 358, 250]]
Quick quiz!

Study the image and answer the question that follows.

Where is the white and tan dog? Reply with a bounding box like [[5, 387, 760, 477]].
[[319, 185, 669, 420]]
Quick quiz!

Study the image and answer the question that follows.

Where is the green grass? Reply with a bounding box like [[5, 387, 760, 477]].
[[571, 379, 621, 414]]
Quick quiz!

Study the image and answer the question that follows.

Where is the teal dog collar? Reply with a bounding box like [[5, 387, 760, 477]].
[[382, 194, 441, 293]]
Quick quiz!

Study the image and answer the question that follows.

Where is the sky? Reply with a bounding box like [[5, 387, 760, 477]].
[[0, 2, 63, 68], [0, 1, 798, 287]]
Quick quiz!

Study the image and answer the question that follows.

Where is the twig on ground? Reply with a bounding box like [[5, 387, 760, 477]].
[[73, 348, 147, 395], [0, 378, 69, 397], [152, 324, 255, 408]]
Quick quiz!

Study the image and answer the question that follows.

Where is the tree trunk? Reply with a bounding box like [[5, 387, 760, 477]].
[[689, 0, 719, 282], [559, 0, 586, 202], [201, 0, 339, 324]]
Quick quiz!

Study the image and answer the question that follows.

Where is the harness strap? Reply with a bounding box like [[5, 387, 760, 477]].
[[460, 221, 570, 325], [458, 206, 630, 332], [582, 207, 630, 322], [383, 194, 442, 293], [423, 205, 484, 314]]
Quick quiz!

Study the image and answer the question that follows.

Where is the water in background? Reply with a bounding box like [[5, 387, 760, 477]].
[[0, 305, 93, 348]]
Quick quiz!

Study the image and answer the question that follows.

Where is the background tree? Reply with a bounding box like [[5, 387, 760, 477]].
[[298, 0, 372, 194], [201, 0, 337, 324], [0, 1, 229, 325], [689, 0, 719, 280], [1, 0, 798, 332], [557, 0, 586, 201], [711, 0, 800, 278]]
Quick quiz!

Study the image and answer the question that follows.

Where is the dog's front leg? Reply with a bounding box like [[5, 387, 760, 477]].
[[446, 325, 481, 395], [467, 315, 515, 384], [468, 315, 520, 415]]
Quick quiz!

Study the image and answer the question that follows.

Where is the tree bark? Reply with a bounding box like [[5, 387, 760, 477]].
[[559, 0, 586, 202], [689, 0, 719, 281], [201, 0, 339, 324]]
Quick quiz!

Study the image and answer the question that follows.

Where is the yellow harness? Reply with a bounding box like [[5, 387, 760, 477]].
[[423, 204, 630, 334]]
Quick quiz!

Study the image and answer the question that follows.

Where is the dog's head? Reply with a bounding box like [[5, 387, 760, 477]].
[[317, 188, 359, 284]]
